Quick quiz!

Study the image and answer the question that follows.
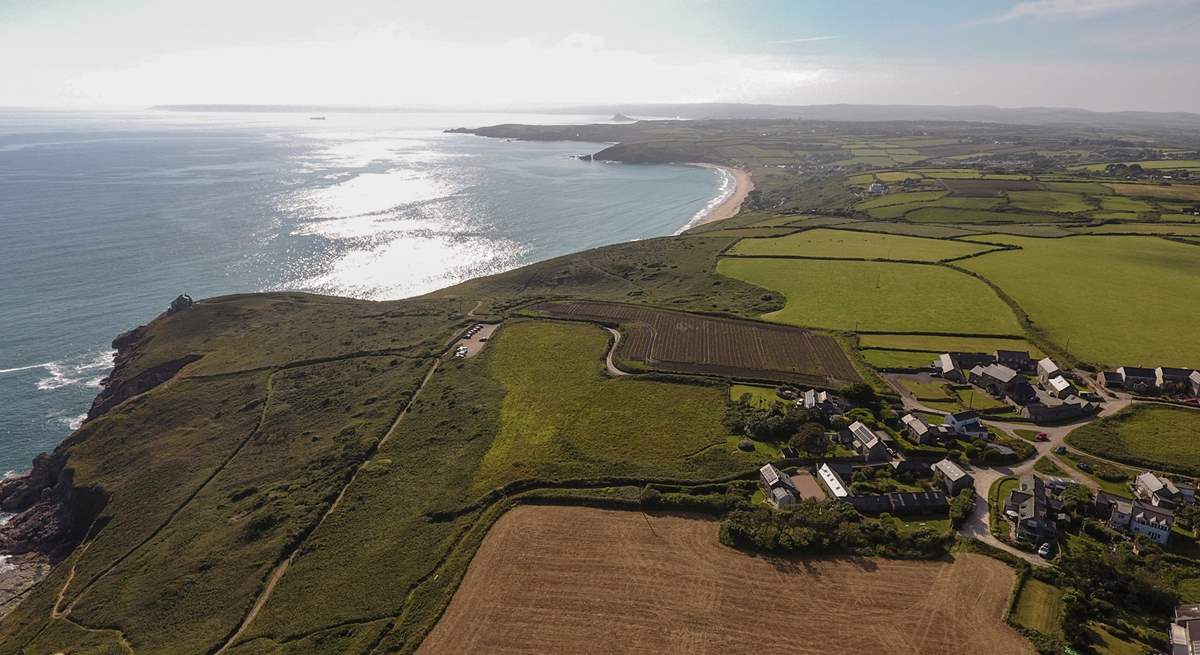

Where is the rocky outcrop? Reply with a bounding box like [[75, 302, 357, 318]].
[[0, 456, 107, 560], [85, 321, 201, 422]]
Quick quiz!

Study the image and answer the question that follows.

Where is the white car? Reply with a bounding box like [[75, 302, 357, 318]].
[[1037, 543, 1053, 558]]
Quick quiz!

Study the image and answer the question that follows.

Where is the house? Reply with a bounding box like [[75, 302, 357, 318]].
[[817, 462, 850, 499], [936, 352, 995, 381], [1047, 375, 1073, 399], [1096, 491, 1175, 545], [867, 182, 888, 195], [1037, 357, 1061, 383], [1191, 370, 1200, 396], [943, 410, 987, 438], [1135, 471, 1182, 508], [1171, 605, 1200, 655], [900, 413, 954, 446], [1118, 366, 1157, 391], [848, 421, 891, 463], [970, 363, 1021, 396], [1022, 397, 1097, 424], [1004, 474, 1058, 543], [930, 458, 974, 496], [1158, 367, 1195, 393], [802, 389, 840, 414], [1007, 379, 1038, 404], [759, 463, 798, 508], [994, 350, 1034, 372]]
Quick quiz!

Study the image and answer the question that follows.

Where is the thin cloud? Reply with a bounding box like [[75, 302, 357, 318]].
[[979, 0, 1170, 23], [769, 36, 837, 45]]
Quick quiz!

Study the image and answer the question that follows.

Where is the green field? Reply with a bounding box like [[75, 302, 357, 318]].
[[836, 221, 976, 238], [1042, 181, 1113, 195], [474, 320, 749, 491], [1007, 190, 1095, 214], [730, 383, 783, 408], [717, 258, 1022, 334], [959, 235, 1200, 367], [727, 228, 992, 261], [897, 378, 954, 401], [1066, 405, 1200, 476], [906, 207, 1067, 224], [855, 190, 947, 209], [1099, 196, 1155, 213], [1076, 223, 1200, 235], [856, 334, 1040, 355], [1012, 579, 1065, 637], [860, 349, 938, 370], [1107, 182, 1200, 202]]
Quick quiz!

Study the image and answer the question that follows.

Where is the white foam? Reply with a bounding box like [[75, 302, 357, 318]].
[[31, 350, 115, 391], [675, 166, 737, 235]]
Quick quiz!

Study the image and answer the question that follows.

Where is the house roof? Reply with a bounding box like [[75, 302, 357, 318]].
[[1037, 357, 1060, 374], [849, 421, 879, 448], [1138, 472, 1179, 497], [1191, 370, 1200, 384], [760, 463, 789, 489], [901, 413, 928, 435], [995, 350, 1032, 361], [769, 486, 796, 504], [948, 410, 980, 423], [818, 463, 850, 498], [1158, 367, 1193, 380], [1048, 376, 1072, 393], [1102, 371, 1123, 383], [1132, 499, 1174, 527], [889, 491, 947, 511], [980, 363, 1019, 383], [930, 458, 970, 482], [1119, 366, 1156, 378]]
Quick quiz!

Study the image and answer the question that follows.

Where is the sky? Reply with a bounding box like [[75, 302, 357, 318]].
[[2, 0, 1198, 112]]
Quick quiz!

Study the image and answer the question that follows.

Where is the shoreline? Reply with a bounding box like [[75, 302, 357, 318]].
[[677, 163, 754, 233]]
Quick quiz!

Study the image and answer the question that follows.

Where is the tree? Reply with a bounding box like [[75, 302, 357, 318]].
[[789, 422, 828, 456], [840, 383, 878, 409]]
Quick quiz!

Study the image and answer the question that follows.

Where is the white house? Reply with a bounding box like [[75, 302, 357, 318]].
[[1037, 357, 1061, 383], [943, 410, 987, 438], [1047, 375, 1073, 398]]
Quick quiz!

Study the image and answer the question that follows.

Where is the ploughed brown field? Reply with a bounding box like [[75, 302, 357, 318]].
[[533, 300, 861, 387], [940, 178, 1043, 195], [417, 506, 1031, 655]]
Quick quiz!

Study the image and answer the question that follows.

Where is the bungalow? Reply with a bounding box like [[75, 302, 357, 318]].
[[1004, 474, 1058, 543], [1158, 367, 1195, 393], [848, 421, 891, 463], [1118, 366, 1157, 391], [1192, 370, 1200, 396], [970, 363, 1021, 397], [1047, 375, 1073, 399], [930, 458, 974, 496], [1135, 471, 1182, 508], [759, 463, 798, 508], [900, 413, 954, 446], [1037, 357, 1061, 383], [943, 410, 987, 438], [1095, 491, 1175, 545], [1171, 605, 1200, 655], [994, 349, 1034, 372], [817, 462, 851, 499], [935, 352, 995, 382]]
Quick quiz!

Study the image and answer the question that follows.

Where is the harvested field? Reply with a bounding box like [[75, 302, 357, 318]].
[[534, 301, 861, 386], [940, 178, 1042, 195], [1106, 182, 1200, 202], [417, 506, 1030, 655]]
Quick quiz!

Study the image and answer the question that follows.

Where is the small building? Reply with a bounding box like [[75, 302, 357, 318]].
[[930, 458, 974, 496], [802, 388, 841, 414], [970, 363, 1021, 397], [759, 463, 798, 508], [943, 410, 987, 438], [936, 352, 995, 382], [994, 350, 1034, 372], [1004, 474, 1058, 543], [1118, 366, 1157, 392], [1101, 371, 1124, 388], [817, 462, 850, 500], [1007, 379, 1038, 404], [1158, 367, 1195, 393], [848, 421, 891, 463], [1172, 604, 1200, 655], [900, 413, 954, 446], [1047, 375, 1073, 399], [1191, 370, 1200, 396], [867, 182, 888, 195], [1136, 471, 1182, 508], [1037, 357, 1061, 383]]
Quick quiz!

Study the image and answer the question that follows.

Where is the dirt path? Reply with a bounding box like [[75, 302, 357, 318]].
[[603, 327, 630, 377]]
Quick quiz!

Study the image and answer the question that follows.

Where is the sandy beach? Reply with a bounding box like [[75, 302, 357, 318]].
[[681, 163, 754, 230]]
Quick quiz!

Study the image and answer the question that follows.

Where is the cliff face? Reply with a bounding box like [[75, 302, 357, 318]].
[[85, 324, 201, 421], [0, 455, 107, 559]]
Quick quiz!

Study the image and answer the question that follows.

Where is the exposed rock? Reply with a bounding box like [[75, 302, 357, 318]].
[[85, 353, 201, 422], [167, 294, 193, 314], [0, 461, 107, 561]]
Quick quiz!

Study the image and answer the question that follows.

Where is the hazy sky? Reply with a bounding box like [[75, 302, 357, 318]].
[[3, 0, 1198, 112]]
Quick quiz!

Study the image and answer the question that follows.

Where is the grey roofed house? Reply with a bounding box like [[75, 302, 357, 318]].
[[1136, 471, 1181, 506], [1047, 375, 1072, 397], [937, 352, 995, 381], [1037, 357, 1061, 382], [848, 421, 890, 462], [900, 413, 930, 439], [930, 458, 973, 495], [1173, 605, 1200, 655], [1005, 474, 1058, 542], [901, 413, 955, 445], [994, 350, 1033, 370], [767, 486, 797, 508], [1158, 367, 1195, 389], [759, 463, 797, 492]]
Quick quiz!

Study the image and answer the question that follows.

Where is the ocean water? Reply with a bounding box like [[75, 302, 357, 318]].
[[0, 109, 724, 475]]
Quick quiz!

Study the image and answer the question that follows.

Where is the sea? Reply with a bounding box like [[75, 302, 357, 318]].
[[0, 109, 729, 477]]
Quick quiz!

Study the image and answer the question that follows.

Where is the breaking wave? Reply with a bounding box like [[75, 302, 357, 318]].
[[0, 350, 114, 391]]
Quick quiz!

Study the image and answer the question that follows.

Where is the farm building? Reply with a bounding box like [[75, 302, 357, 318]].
[[936, 352, 994, 382], [817, 462, 850, 499], [1192, 370, 1200, 396], [1101, 371, 1124, 388], [1004, 475, 1059, 543], [943, 410, 987, 438], [993, 350, 1033, 371], [1007, 379, 1038, 404], [1117, 366, 1157, 391], [1157, 367, 1195, 392], [900, 413, 954, 446], [846, 491, 947, 516], [1036, 357, 1061, 383], [1047, 375, 1073, 399], [1022, 396, 1098, 424], [847, 421, 891, 463], [1096, 491, 1174, 545], [1171, 605, 1200, 655], [758, 464, 798, 508], [930, 458, 973, 496]]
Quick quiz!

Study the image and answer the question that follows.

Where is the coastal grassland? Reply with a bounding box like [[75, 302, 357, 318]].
[[66, 355, 434, 653], [473, 320, 754, 492], [835, 221, 977, 238], [959, 224, 1074, 238], [1012, 579, 1065, 637], [1105, 182, 1200, 202], [435, 236, 782, 319], [729, 383, 782, 408], [906, 207, 1069, 224], [236, 349, 506, 649], [726, 227, 993, 261], [855, 190, 947, 209], [857, 334, 1042, 356], [717, 258, 1022, 334], [861, 349, 939, 370], [1006, 190, 1094, 214], [958, 235, 1200, 367], [1066, 405, 1200, 476]]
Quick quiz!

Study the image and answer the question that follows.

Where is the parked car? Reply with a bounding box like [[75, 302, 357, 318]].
[[1054, 446, 1067, 455], [1038, 543, 1053, 558], [1078, 462, 1092, 473], [1036, 432, 1049, 442]]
